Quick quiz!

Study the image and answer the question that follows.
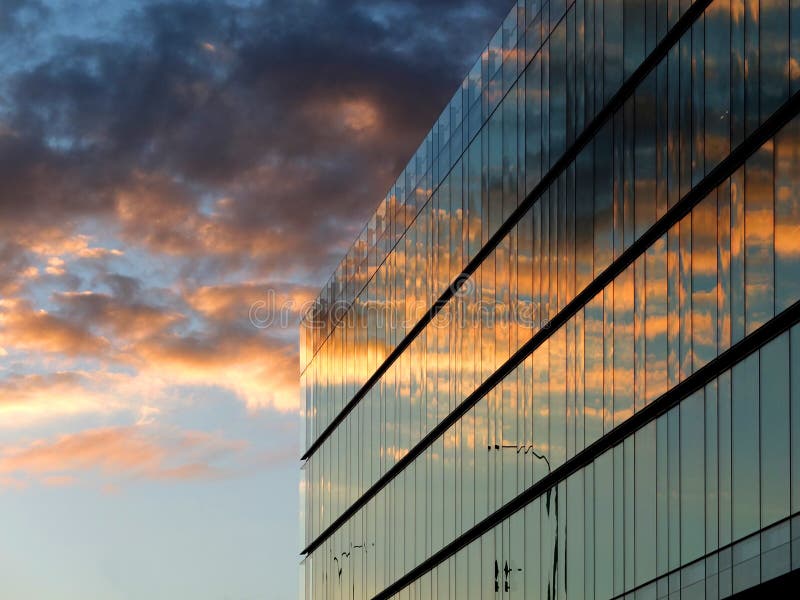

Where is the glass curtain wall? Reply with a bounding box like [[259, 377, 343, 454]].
[[300, 0, 800, 598]]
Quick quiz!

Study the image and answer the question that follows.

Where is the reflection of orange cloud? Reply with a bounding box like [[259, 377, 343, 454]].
[[0, 426, 246, 487]]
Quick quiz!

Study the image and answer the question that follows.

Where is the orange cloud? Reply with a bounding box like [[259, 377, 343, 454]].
[[28, 232, 122, 260], [135, 332, 299, 412], [185, 282, 315, 323], [340, 98, 380, 133], [0, 299, 111, 357], [0, 425, 247, 487], [112, 172, 298, 262], [0, 371, 134, 427], [0, 282, 304, 415]]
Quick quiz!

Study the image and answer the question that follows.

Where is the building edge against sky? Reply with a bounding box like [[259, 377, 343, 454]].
[[300, 0, 800, 598]]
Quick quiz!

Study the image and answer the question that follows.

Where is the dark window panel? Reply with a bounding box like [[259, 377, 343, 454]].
[[604, 0, 624, 102], [744, 0, 760, 135]]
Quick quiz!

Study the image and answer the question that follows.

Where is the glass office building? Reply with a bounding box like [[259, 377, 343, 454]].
[[299, 0, 800, 597]]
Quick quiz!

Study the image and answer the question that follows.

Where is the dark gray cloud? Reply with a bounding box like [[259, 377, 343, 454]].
[[0, 0, 507, 278]]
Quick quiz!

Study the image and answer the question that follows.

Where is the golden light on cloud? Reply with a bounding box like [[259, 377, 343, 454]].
[[21, 266, 39, 279], [0, 425, 247, 487], [0, 371, 129, 427], [186, 283, 315, 322], [340, 98, 380, 133], [45, 256, 65, 276], [0, 299, 111, 357], [136, 334, 300, 413], [27, 233, 122, 260]]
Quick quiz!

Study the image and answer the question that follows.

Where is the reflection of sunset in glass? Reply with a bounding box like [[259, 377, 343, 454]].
[[301, 0, 800, 598]]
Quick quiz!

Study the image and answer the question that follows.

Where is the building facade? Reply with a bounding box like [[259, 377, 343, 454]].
[[299, 0, 800, 598]]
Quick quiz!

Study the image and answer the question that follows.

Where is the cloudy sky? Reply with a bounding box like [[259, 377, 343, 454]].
[[0, 0, 508, 598]]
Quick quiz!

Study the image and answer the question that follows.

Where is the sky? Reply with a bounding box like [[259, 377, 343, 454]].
[[0, 0, 509, 598]]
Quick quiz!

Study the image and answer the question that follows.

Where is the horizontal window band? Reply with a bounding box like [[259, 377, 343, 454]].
[[373, 287, 800, 599], [729, 565, 800, 599], [302, 83, 800, 560], [604, 512, 800, 600], [301, 0, 714, 462]]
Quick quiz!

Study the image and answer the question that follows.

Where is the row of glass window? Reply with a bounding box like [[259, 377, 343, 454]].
[[303, 318, 800, 599], [302, 0, 800, 544], [300, 0, 709, 442], [386, 515, 800, 600], [385, 325, 800, 600], [301, 110, 800, 597]]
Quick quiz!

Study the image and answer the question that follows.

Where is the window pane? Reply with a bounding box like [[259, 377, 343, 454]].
[[646, 235, 669, 403], [732, 352, 760, 539], [681, 389, 706, 562], [613, 267, 634, 425], [792, 325, 800, 514], [604, 0, 623, 100], [705, 0, 732, 169], [692, 193, 718, 368], [594, 451, 613, 599], [584, 296, 604, 445], [576, 144, 595, 292], [744, 142, 776, 334], [566, 472, 585, 599], [759, 0, 790, 119], [760, 332, 791, 526], [594, 122, 614, 274], [705, 380, 719, 553], [775, 115, 800, 311], [635, 421, 657, 585], [731, 167, 746, 343]]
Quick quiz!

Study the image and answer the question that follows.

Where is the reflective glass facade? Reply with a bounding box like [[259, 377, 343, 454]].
[[299, 0, 800, 598]]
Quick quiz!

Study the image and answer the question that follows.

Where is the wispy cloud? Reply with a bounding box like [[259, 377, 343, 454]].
[[0, 425, 248, 488]]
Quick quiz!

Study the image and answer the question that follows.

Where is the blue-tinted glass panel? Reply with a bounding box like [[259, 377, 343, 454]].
[[732, 352, 760, 539], [759, 332, 791, 527]]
